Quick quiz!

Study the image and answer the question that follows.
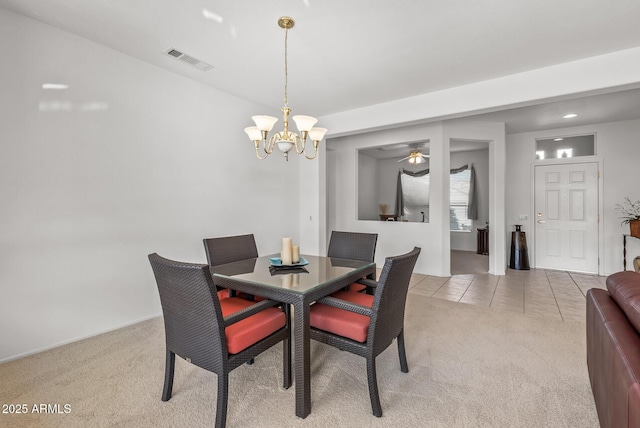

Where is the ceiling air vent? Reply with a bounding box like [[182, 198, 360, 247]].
[[164, 48, 213, 72]]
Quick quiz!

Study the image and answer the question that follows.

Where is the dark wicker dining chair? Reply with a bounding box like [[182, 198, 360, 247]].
[[203, 233, 259, 266], [309, 247, 421, 417], [148, 253, 291, 428], [203, 234, 259, 300], [327, 231, 378, 292]]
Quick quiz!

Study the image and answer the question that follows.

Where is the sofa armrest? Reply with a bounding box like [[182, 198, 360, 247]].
[[587, 288, 640, 428]]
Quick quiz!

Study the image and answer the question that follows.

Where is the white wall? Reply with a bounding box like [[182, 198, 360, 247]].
[[357, 153, 379, 220], [327, 122, 449, 275], [299, 143, 327, 256], [0, 9, 299, 362], [327, 120, 505, 276], [357, 154, 425, 222], [319, 47, 640, 276], [443, 121, 506, 275], [377, 157, 406, 218], [505, 119, 640, 275], [356, 147, 489, 250]]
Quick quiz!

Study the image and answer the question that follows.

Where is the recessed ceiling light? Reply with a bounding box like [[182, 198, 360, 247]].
[[42, 83, 69, 90], [563, 113, 578, 119], [554, 138, 564, 141]]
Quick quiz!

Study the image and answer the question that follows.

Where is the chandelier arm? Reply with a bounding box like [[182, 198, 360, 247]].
[[254, 142, 270, 160], [293, 136, 306, 154], [255, 149, 269, 160], [304, 142, 320, 160], [258, 137, 275, 155], [265, 139, 275, 154], [293, 131, 309, 154], [268, 133, 281, 153]]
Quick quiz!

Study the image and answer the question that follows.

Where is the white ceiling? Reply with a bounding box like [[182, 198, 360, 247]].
[[453, 86, 640, 134], [2, 0, 640, 131]]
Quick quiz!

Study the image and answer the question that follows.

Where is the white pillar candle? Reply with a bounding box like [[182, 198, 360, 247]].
[[281, 274, 292, 288], [281, 237, 293, 265], [292, 245, 300, 263]]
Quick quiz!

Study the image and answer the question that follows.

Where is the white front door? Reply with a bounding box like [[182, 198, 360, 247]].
[[534, 162, 599, 273]]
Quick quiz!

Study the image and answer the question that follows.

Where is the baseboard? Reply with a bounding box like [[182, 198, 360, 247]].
[[0, 312, 162, 365]]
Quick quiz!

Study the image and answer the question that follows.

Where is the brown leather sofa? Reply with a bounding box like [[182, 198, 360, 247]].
[[587, 271, 640, 427]]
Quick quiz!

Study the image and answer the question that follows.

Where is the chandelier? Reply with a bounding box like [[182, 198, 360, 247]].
[[244, 17, 327, 161]]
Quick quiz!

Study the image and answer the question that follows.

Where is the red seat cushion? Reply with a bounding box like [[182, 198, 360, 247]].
[[347, 282, 367, 292], [217, 288, 266, 302], [220, 297, 286, 354], [310, 291, 374, 343], [217, 288, 231, 301]]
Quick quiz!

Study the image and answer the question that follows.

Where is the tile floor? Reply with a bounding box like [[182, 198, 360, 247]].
[[406, 268, 608, 322]]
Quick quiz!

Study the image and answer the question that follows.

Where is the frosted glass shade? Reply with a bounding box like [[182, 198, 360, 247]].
[[252, 115, 278, 132], [292, 115, 318, 132], [277, 140, 294, 153], [308, 127, 328, 142], [244, 126, 262, 141]]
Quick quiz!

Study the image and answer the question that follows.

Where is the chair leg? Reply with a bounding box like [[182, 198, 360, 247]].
[[397, 329, 409, 373], [366, 356, 383, 417], [246, 358, 254, 365], [283, 329, 292, 389], [215, 372, 229, 428], [161, 350, 175, 401]]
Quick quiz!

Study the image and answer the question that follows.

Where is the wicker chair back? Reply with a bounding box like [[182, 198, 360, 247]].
[[203, 234, 258, 267]]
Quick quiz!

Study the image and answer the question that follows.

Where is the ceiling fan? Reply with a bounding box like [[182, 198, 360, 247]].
[[397, 148, 429, 164]]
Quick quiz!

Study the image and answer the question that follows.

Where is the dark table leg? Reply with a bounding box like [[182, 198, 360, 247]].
[[293, 298, 311, 418]]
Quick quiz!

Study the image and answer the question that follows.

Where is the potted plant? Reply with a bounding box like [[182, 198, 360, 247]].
[[616, 197, 640, 238]]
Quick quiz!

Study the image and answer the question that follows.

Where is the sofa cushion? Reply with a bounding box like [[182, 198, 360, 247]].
[[629, 383, 640, 428], [606, 271, 640, 332]]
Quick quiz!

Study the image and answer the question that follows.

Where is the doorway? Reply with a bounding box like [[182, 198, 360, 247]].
[[533, 161, 599, 273], [449, 140, 490, 275]]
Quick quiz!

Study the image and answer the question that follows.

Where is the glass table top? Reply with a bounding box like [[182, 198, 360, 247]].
[[210, 254, 374, 295]]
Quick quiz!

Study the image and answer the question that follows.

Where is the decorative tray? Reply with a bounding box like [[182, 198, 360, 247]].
[[269, 256, 309, 267]]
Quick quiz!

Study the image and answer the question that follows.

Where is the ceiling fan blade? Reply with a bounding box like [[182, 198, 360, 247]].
[[397, 156, 410, 162]]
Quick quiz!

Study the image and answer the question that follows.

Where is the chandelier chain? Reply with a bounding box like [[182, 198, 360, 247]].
[[284, 27, 289, 107]]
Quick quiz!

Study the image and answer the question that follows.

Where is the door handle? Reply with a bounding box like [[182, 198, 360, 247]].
[[537, 220, 546, 224]]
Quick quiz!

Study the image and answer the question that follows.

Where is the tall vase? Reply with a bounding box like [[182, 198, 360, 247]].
[[630, 220, 640, 238]]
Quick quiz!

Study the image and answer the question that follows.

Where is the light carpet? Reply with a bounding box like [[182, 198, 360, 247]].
[[0, 293, 598, 427]]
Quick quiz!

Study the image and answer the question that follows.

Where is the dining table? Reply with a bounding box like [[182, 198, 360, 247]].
[[210, 254, 376, 419]]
